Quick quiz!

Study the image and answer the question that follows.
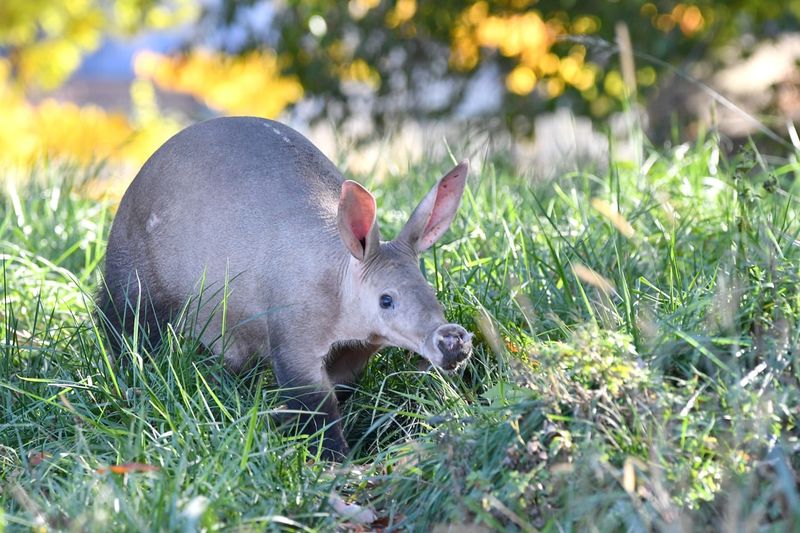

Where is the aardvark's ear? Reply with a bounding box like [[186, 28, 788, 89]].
[[338, 180, 380, 260], [397, 160, 469, 253]]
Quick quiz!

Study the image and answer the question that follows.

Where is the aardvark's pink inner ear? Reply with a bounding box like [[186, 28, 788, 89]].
[[418, 160, 469, 250], [337, 180, 377, 260]]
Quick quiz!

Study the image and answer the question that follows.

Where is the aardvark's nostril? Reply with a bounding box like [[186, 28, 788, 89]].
[[433, 324, 473, 368], [440, 333, 462, 352]]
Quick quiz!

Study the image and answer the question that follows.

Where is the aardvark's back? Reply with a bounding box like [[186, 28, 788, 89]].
[[99, 117, 349, 368]]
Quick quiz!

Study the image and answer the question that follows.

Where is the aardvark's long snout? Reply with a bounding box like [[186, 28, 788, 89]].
[[424, 324, 473, 370]]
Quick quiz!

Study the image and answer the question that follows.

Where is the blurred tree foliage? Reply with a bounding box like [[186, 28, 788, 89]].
[[0, 0, 196, 90], [0, 1, 197, 168], [134, 49, 305, 118], [1, 0, 800, 165], [195, 0, 800, 133]]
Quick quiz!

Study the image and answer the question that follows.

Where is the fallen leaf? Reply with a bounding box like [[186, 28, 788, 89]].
[[369, 515, 396, 530], [96, 462, 160, 475], [505, 338, 521, 353], [329, 493, 376, 524], [28, 452, 50, 466]]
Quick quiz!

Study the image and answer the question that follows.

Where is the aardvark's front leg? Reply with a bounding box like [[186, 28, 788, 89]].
[[325, 340, 381, 403], [272, 349, 349, 459]]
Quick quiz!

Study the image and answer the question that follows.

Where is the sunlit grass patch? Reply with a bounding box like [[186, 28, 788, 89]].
[[2, 139, 800, 530]]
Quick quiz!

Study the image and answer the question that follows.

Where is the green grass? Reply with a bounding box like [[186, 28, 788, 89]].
[[2, 136, 800, 531]]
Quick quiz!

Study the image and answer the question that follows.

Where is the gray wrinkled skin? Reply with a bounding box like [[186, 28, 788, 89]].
[[99, 116, 472, 458]]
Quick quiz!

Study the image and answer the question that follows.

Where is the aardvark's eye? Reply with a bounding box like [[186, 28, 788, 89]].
[[379, 294, 394, 309]]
